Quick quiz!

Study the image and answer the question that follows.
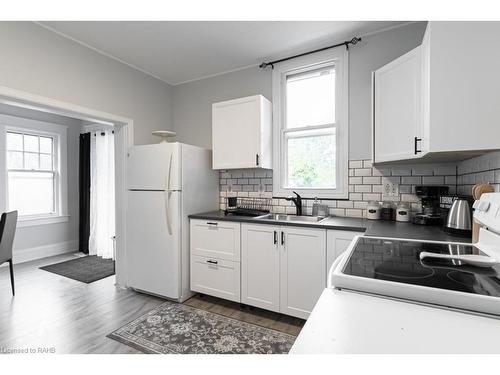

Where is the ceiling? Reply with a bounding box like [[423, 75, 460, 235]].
[[39, 21, 408, 85]]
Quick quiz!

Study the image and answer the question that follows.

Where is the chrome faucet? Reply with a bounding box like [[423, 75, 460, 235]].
[[286, 191, 302, 216]]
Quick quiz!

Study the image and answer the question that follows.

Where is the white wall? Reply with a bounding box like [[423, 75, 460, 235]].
[[172, 22, 427, 159], [0, 103, 82, 261], [0, 22, 174, 145]]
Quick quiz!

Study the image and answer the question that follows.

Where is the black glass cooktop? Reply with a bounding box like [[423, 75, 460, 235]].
[[343, 237, 500, 297]]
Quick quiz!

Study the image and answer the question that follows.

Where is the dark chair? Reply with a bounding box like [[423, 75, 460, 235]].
[[0, 211, 18, 296]]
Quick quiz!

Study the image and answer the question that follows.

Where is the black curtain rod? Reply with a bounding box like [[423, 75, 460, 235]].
[[259, 37, 361, 69]]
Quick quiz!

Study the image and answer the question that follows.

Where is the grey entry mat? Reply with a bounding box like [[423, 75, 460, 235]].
[[40, 255, 115, 283], [107, 301, 296, 354]]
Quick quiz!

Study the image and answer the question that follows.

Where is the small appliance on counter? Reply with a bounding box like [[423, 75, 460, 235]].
[[444, 197, 473, 236], [412, 185, 449, 225]]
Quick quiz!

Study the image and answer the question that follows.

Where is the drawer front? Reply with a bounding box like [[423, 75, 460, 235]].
[[190, 219, 241, 261], [190, 255, 241, 303]]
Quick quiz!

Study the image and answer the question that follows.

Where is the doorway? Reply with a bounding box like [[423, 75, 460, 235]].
[[0, 84, 133, 287]]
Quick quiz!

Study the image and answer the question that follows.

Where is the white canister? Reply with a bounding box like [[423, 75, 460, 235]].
[[366, 201, 381, 220], [396, 202, 411, 222]]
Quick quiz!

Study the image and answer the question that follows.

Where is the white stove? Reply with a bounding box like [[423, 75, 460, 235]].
[[291, 193, 500, 354], [330, 192, 500, 317]]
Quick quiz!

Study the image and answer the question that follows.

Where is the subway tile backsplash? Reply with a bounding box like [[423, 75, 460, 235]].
[[218, 159, 460, 218], [457, 150, 500, 195], [218, 152, 500, 218]]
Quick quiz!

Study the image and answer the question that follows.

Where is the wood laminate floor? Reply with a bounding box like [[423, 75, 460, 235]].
[[0, 253, 304, 354]]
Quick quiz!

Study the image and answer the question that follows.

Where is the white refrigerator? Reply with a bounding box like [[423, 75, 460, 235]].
[[126, 142, 218, 302]]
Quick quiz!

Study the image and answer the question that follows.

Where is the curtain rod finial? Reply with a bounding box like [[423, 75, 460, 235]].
[[351, 37, 361, 45]]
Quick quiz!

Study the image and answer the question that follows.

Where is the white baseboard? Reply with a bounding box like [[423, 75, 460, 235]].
[[12, 240, 79, 264]]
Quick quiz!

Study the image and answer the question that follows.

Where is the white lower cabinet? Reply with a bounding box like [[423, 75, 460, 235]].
[[190, 218, 360, 320], [279, 227, 327, 319], [190, 255, 241, 303], [241, 224, 280, 312], [241, 223, 326, 319], [326, 230, 363, 275], [190, 220, 241, 303]]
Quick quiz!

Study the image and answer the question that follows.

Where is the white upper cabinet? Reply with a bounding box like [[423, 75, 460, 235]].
[[212, 95, 272, 170], [373, 21, 500, 163], [373, 46, 424, 163]]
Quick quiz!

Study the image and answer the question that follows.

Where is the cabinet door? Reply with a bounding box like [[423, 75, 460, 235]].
[[326, 230, 361, 276], [373, 46, 423, 162], [212, 96, 261, 169], [241, 224, 280, 312], [280, 227, 326, 319]]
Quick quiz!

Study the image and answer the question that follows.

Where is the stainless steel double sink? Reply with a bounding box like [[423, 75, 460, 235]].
[[255, 213, 327, 224]]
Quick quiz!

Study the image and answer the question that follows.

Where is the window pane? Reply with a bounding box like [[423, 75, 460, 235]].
[[8, 171, 54, 216], [286, 67, 335, 129], [24, 153, 39, 170], [40, 154, 53, 170], [7, 132, 23, 151], [7, 151, 23, 169], [24, 135, 39, 152], [286, 130, 336, 188], [40, 136, 53, 154]]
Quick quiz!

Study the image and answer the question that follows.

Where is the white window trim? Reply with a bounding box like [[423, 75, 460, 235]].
[[0, 114, 68, 227], [272, 47, 349, 199]]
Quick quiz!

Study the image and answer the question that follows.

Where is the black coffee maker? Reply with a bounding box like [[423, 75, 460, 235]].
[[412, 185, 449, 225]]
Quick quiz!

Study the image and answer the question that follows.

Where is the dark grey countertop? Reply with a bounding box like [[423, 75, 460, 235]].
[[189, 210, 368, 231], [364, 220, 472, 243], [189, 210, 472, 243]]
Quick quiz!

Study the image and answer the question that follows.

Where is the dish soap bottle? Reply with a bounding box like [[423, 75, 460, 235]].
[[312, 197, 328, 217]]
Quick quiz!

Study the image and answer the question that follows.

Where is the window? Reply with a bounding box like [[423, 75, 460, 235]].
[[1, 115, 68, 227], [273, 48, 348, 199], [7, 131, 57, 216]]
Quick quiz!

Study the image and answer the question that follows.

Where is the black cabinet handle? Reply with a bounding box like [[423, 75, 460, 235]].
[[206, 260, 218, 265], [414, 137, 422, 155], [207, 222, 218, 226], [281, 231, 285, 246], [273, 230, 277, 244], [256, 154, 259, 166]]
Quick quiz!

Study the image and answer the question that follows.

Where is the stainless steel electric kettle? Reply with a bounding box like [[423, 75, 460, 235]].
[[445, 198, 472, 236]]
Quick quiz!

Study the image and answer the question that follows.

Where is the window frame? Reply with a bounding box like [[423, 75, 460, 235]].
[[0, 114, 68, 227], [272, 47, 349, 199]]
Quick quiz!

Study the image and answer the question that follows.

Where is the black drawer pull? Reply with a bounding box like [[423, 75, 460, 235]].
[[281, 231, 285, 246], [206, 260, 218, 265], [273, 230, 277, 244], [207, 222, 218, 226]]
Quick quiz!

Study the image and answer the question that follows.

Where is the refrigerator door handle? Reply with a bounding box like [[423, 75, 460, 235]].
[[166, 151, 173, 191], [165, 190, 172, 235], [164, 153, 173, 235]]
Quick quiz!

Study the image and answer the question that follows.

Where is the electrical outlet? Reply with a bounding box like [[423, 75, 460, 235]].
[[382, 178, 399, 200]]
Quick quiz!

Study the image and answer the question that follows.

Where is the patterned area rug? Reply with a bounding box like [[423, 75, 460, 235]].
[[40, 255, 115, 283], [107, 301, 296, 354]]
